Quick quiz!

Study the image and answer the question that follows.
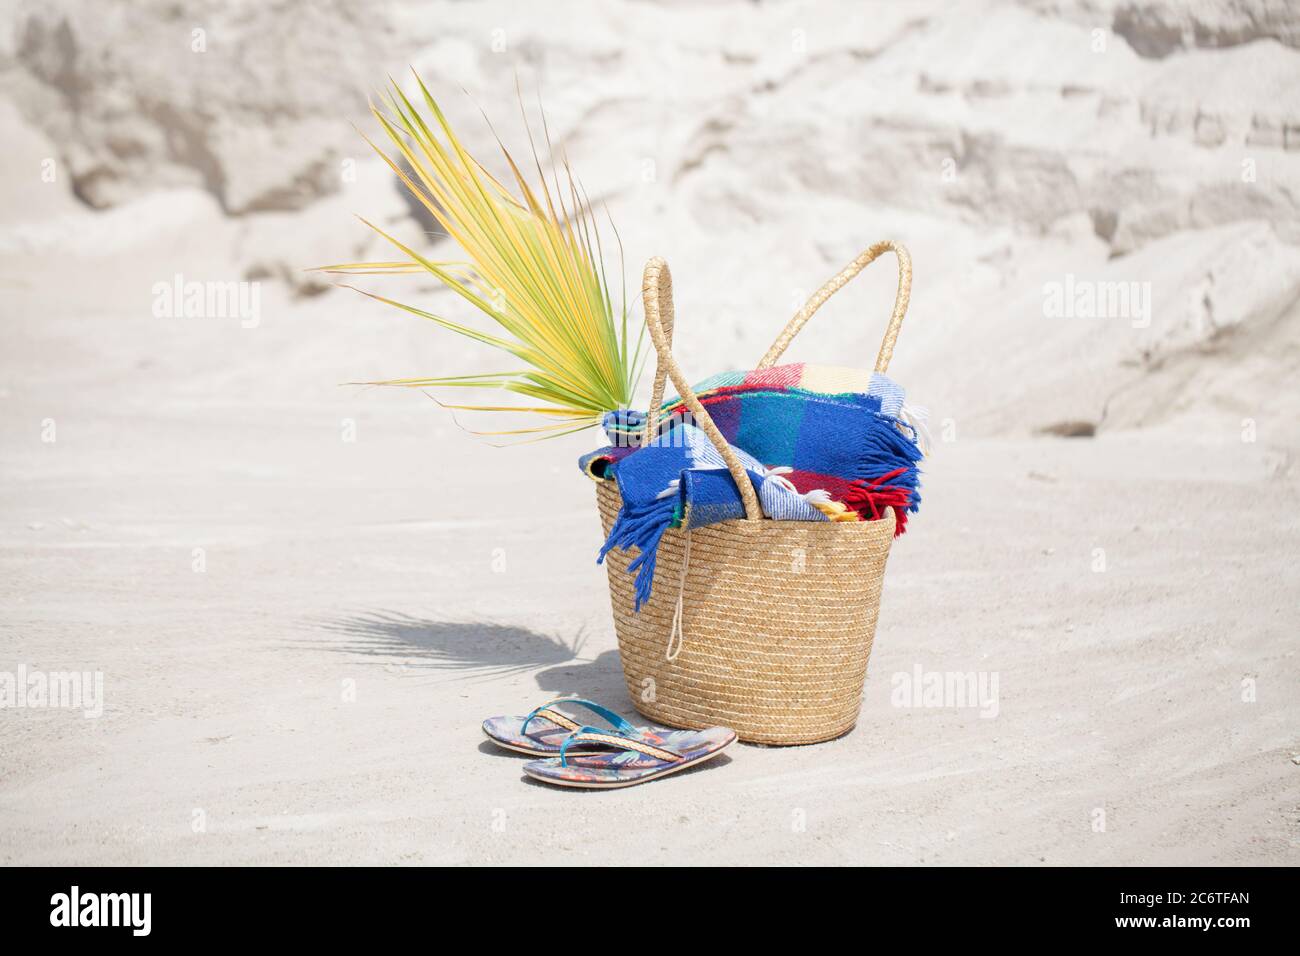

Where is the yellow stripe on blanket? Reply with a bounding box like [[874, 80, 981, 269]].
[[796, 364, 875, 395], [809, 497, 861, 521]]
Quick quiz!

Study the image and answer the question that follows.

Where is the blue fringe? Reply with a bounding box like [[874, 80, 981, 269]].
[[855, 412, 924, 512], [597, 490, 678, 611]]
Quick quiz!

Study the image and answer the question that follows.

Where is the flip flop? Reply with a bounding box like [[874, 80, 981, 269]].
[[481, 697, 672, 757], [521, 725, 737, 789]]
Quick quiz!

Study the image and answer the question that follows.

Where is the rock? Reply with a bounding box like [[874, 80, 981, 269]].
[[243, 259, 332, 299], [3, 0, 419, 214], [1039, 421, 1098, 438], [1112, 0, 1300, 58]]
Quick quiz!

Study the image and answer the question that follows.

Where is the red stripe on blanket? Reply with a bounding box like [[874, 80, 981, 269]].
[[742, 363, 804, 388], [779, 469, 855, 500], [669, 384, 795, 409]]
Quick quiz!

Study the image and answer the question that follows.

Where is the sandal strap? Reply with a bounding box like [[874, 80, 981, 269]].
[[520, 698, 636, 736], [559, 727, 683, 767], [531, 708, 582, 732]]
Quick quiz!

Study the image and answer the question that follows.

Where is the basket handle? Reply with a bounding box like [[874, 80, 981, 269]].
[[641, 257, 763, 522], [757, 240, 912, 373], [642, 270, 675, 447]]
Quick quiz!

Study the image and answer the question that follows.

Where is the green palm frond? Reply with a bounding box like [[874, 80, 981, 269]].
[[319, 71, 644, 438]]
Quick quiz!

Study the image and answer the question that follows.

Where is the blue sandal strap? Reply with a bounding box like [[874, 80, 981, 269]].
[[559, 726, 683, 767], [520, 698, 636, 737]]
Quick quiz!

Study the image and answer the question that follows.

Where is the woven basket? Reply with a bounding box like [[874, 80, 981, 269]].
[[597, 242, 915, 745]]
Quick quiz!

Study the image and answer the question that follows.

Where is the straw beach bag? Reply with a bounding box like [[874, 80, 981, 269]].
[[597, 242, 914, 745]]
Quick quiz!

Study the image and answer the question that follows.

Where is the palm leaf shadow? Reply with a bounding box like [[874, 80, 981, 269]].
[[317, 611, 580, 678], [316, 611, 623, 697], [312, 613, 637, 712]]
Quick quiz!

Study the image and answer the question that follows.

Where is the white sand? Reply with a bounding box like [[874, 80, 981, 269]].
[[1, 0, 1298, 865]]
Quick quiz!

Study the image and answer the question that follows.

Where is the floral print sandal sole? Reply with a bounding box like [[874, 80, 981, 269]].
[[481, 697, 675, 758], [522, 725, 737, 789]]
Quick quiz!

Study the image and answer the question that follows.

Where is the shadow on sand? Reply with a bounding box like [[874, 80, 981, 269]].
[[316, 610, 630, 700]]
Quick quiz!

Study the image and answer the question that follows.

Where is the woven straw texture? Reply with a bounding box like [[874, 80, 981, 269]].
[[599, 244, 911, 746], [598, 481, 894, 745]]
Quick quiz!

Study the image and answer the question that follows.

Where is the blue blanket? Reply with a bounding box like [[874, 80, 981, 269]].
[[592, 365, 924, 610]]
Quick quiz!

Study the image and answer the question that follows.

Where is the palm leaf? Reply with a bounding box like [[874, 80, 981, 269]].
[[321, 71, 642, 434]]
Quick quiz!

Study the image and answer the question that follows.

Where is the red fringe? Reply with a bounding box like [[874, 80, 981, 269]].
[[843, 468, 912, 537]]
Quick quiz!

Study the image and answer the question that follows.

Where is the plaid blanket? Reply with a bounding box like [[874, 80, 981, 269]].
[[587, 363, 924, 610], [598, 424, 829, 610]]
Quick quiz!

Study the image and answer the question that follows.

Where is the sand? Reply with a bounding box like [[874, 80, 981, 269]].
[[1, 0, 1298, 865]]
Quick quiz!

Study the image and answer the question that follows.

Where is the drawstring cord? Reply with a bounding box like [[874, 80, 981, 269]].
[[666, 528, 691, 661]]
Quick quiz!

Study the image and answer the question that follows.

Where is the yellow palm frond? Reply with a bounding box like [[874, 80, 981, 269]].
[[321, 71, 643, 435]]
